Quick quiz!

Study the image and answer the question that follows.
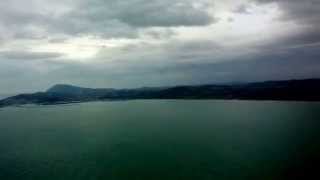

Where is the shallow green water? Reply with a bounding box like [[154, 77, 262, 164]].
[[0, 100, 319, 180]]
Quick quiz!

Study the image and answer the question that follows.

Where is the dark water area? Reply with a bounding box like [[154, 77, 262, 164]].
[[0, 100, 319, 180]]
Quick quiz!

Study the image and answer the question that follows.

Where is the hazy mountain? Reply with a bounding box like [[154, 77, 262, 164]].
[[1, 79, 320, 108]]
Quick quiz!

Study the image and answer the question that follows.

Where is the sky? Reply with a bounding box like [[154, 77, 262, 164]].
[[0, 0, 320, 93]]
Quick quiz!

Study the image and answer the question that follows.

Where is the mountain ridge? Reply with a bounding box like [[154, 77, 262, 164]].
[[1, 78, 320, 108]]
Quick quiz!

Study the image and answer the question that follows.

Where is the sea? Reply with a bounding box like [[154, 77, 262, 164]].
[[0, 100, 319, 179]]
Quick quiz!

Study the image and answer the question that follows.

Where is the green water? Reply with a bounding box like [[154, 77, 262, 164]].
[[0, 100, 319, 180]]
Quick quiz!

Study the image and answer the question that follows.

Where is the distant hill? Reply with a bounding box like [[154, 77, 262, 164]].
[[1, 79, 320, 108]]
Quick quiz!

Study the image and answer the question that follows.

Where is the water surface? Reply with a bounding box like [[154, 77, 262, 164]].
[[0, 100, 319, 179]]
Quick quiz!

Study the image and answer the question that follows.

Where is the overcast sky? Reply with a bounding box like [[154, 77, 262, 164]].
[[0, 0, 320, 93]]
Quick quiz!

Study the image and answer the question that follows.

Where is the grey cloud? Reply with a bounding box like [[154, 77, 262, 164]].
[[3, 42, 319, 93], [71, 0, 215, 28], [0, 0, 216, 42], [116, 2, 215, 27], [0, 0, 320, 93], [48, 37, 68, 43], [144, 29, 176, 39], [254, 0, 320, 24], [137, 45, 320, 85], [228, 17, 234, 22], [0, 51, 64, 60], [279, 26, 320, 47], [1, 38, 320, 93], [251, 0, 320, 50], [95, 39, 224, 67], [233, 4, 251, 14]]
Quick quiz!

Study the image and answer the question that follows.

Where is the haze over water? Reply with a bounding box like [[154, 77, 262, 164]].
[[0, 100, 319, 179]]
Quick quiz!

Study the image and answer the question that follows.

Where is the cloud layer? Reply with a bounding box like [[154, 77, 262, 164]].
[[0, 0, 319, 93]]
